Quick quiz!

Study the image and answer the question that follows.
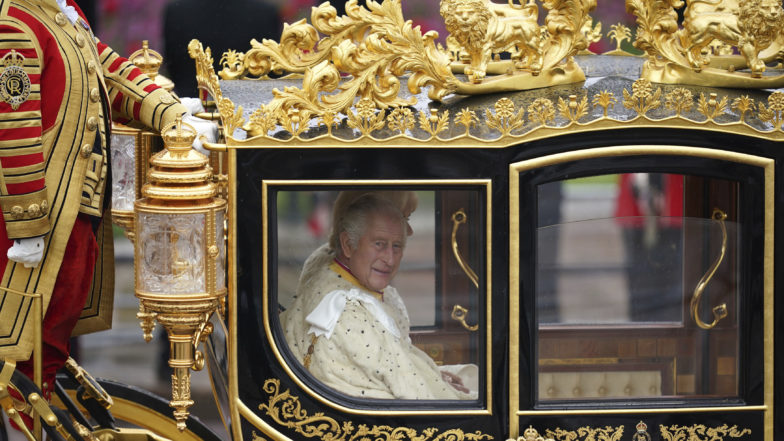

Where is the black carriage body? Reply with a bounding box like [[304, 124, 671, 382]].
[[212, 59, 782, 441]]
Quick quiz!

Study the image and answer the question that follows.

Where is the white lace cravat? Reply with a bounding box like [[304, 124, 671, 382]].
[[305, 289, 401, 340], [55, 0, 79, 25]]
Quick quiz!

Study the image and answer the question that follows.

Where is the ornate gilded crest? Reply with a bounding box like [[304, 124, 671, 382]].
[[211, 0, 597, 121], [627, 0, 784, 87], [0, 50, 31, 110], [633, 421, 652, 441], [442, 0, 596, 88]]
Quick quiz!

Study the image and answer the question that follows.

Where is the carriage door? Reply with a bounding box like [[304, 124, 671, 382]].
[[510, 146, 773, 440]]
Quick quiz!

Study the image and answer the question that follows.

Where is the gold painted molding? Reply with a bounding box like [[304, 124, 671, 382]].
[[254, 378, 494, 441]]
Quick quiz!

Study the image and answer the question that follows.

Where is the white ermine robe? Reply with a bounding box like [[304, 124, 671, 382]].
[[281, 245, 472, 399]]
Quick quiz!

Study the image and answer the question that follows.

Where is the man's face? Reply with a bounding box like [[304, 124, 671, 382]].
[[341, 212, 405, 292]]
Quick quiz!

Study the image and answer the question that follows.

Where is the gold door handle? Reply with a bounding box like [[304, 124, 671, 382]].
[[451, 209, 479, 288], [451, 304, 478, 331], [690, 208, 729, 330]]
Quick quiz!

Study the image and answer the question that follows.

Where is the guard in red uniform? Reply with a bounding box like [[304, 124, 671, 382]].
[[0, 0, 191, 403]]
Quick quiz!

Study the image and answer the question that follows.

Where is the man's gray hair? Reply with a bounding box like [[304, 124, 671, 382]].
[[335, 194, 407, 253]]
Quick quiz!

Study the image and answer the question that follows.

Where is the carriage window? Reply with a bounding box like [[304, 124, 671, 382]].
[[537, 173, 740, 401], [276, 189, 485, 401]]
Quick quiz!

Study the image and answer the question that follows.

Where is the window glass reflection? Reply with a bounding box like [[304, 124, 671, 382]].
[[536, 173, 740, 401], [538, 174, 688, 324]]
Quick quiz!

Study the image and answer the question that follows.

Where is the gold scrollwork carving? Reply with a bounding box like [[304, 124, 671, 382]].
[[218, 0, 602, 120], [189, 40, 248, 137], [256, 0, 457, 118], [659, 424, 751, 441], [257, 378, 493, 441], [545, 425, 624, 441]]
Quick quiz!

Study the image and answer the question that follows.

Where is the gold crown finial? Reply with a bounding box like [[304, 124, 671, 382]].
[[2, 50, 25, 68], [130, 40, 163, 81], [162, 115, 197, 150]]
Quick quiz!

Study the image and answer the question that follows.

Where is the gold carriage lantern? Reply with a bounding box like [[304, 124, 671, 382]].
[[111, 41, 176, 240], [133, 116, 227, 430]]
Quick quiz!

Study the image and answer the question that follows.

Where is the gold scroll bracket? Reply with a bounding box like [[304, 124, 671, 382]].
[[689, 208, 729, 330], [451, 304, 479, 332], [451, 209, 479, 288]]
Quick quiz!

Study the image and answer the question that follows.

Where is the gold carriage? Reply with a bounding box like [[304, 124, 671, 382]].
[[1, 0, 781, 440]]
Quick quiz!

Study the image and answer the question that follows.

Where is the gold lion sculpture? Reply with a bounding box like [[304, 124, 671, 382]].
[[441, 0, 543, 83], [680, 0, 784, 77]]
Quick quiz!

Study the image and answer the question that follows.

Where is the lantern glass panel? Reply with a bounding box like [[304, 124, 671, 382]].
[[215, 209, 226, 291], [138, 212, 206, 294], [110, 132, 137, 211]]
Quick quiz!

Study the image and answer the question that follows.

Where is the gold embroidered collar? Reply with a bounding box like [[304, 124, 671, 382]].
[[330, 259, 383, 301]]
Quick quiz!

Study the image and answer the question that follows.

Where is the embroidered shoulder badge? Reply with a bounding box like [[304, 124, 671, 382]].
[[0, 50, 32, 110]]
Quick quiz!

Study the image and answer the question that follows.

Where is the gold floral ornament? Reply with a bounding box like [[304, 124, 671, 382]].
[[592, 90, 617, 117], [441, 0, 598, 92], [455, 108, 479, 135], [419, 109, 450, 137], [219, 49, 245, 81], [528, 98, 556, 127], [757, 90, 784, 128], [545, 425, 624, 441], [486, 97, 525, 135], [346, 97, 386, 136], [319, 110, 340, 135], [623, 78, 661, 116], [664, 87, 693, 116], [605, 23, 632, 56], [277, 107, 311, 136], [659, 424, 750, 441], [387, 107, 416, 134], [245, 105, 279, 138], [697, 92, 728, 121], [731, 95, 756, 123], [257, 378, 493, 441], [627, 0, 784, 88], [557, 95, 588, 122]]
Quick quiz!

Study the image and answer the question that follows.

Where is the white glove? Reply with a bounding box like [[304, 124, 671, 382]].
[[7, 237, 44, 268], [183, 114, 217, 154], [180, 97, 217, 155], [180, 97, 204, 116]]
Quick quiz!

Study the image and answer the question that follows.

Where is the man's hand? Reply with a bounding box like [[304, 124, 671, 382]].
[[441, 371, 469, 393], [7, 237, 44, 268], [180, 97, 217, 154]]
